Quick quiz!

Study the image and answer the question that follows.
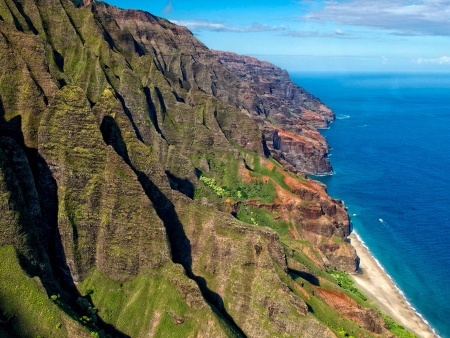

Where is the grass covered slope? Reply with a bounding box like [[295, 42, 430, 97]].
[[78, 267, 230, 338], [0, 246, 91, 337], [0, 0, 416, 336]]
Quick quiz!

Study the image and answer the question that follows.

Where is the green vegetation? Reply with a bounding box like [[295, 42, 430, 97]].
[[77, 267, 231, 337], [381, 313, 416, 338], [283, 242, 333, 281], [252, 155, 293, 190], [327, 269, 367, 302], [332, 236, 343, 244], [194, 152, 295, 206], [199, 175, 229, 198], [307, 295, 365, 338], [197, 171, 276, 203], [282, 266, 375, 338], [236, 205, 290, 236], [0, 246, 67, 337]]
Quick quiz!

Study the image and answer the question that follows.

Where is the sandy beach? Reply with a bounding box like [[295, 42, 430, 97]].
[[348, 232, 437, 338]]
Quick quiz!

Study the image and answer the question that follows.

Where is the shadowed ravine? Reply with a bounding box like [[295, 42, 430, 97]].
[[101, 114, 246, 337]]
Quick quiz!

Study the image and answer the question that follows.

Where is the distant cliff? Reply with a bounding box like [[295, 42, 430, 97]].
[[0, 0, 410, 336], [213, 51, 334, 175]]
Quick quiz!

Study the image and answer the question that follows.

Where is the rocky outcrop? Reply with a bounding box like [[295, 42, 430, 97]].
[[214, 51, 334, 174], [270, 127, 331, 174], [236, 155, 358, 272], [314, 287, 390, 335]]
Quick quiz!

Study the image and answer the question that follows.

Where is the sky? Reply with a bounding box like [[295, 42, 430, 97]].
[[104, 0, 450, 73]]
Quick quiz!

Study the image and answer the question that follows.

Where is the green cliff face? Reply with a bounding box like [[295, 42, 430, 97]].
[[0, 0, 413, 337]]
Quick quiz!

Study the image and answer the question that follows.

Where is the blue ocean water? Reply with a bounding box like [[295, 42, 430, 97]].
[[292, 72, 450, 338]]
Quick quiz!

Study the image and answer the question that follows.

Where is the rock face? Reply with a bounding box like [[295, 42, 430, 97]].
[[0, 0, 405, 337], [271, 127, 331, 175], [214, 51, 334, 174], [38, 86, 172, 283], [213, 51, 334, 128]]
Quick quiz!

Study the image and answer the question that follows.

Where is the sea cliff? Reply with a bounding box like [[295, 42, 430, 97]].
[[0, 0, 416, 336]]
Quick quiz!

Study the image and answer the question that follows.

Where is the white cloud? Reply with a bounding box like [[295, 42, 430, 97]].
[[304, 0, 450, 36], [170, 19, 286, 33], [416, 56, 450, 64], [282, 29, 353, 38]]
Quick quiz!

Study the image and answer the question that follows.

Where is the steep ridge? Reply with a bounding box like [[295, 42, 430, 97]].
[[0, 0, 412, 337]]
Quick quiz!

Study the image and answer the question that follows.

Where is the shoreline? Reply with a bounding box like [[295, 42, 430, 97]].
[[348, 232, 438, 338]]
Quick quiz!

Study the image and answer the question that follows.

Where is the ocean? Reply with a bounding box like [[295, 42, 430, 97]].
[[292, 72, 450, 338]]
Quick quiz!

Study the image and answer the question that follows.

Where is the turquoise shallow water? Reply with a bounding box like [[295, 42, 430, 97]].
[[292, 72, 450, 338]]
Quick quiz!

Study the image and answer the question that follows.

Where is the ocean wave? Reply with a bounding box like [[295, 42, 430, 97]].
[[312, 170, 336, 177], [352, 230, 441, 337]]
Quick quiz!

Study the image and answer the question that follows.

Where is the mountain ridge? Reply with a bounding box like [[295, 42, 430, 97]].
[[0, 0, 413, 336]]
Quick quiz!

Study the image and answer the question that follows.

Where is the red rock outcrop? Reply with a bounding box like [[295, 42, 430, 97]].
[[270, 127, 331, 174], [315, 287, 391, 335], [236, 157, 358, 272]]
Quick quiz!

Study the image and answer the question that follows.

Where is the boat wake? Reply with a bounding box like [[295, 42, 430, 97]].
[[336, 114, 351, 119], [379, 218, 392, 230]]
